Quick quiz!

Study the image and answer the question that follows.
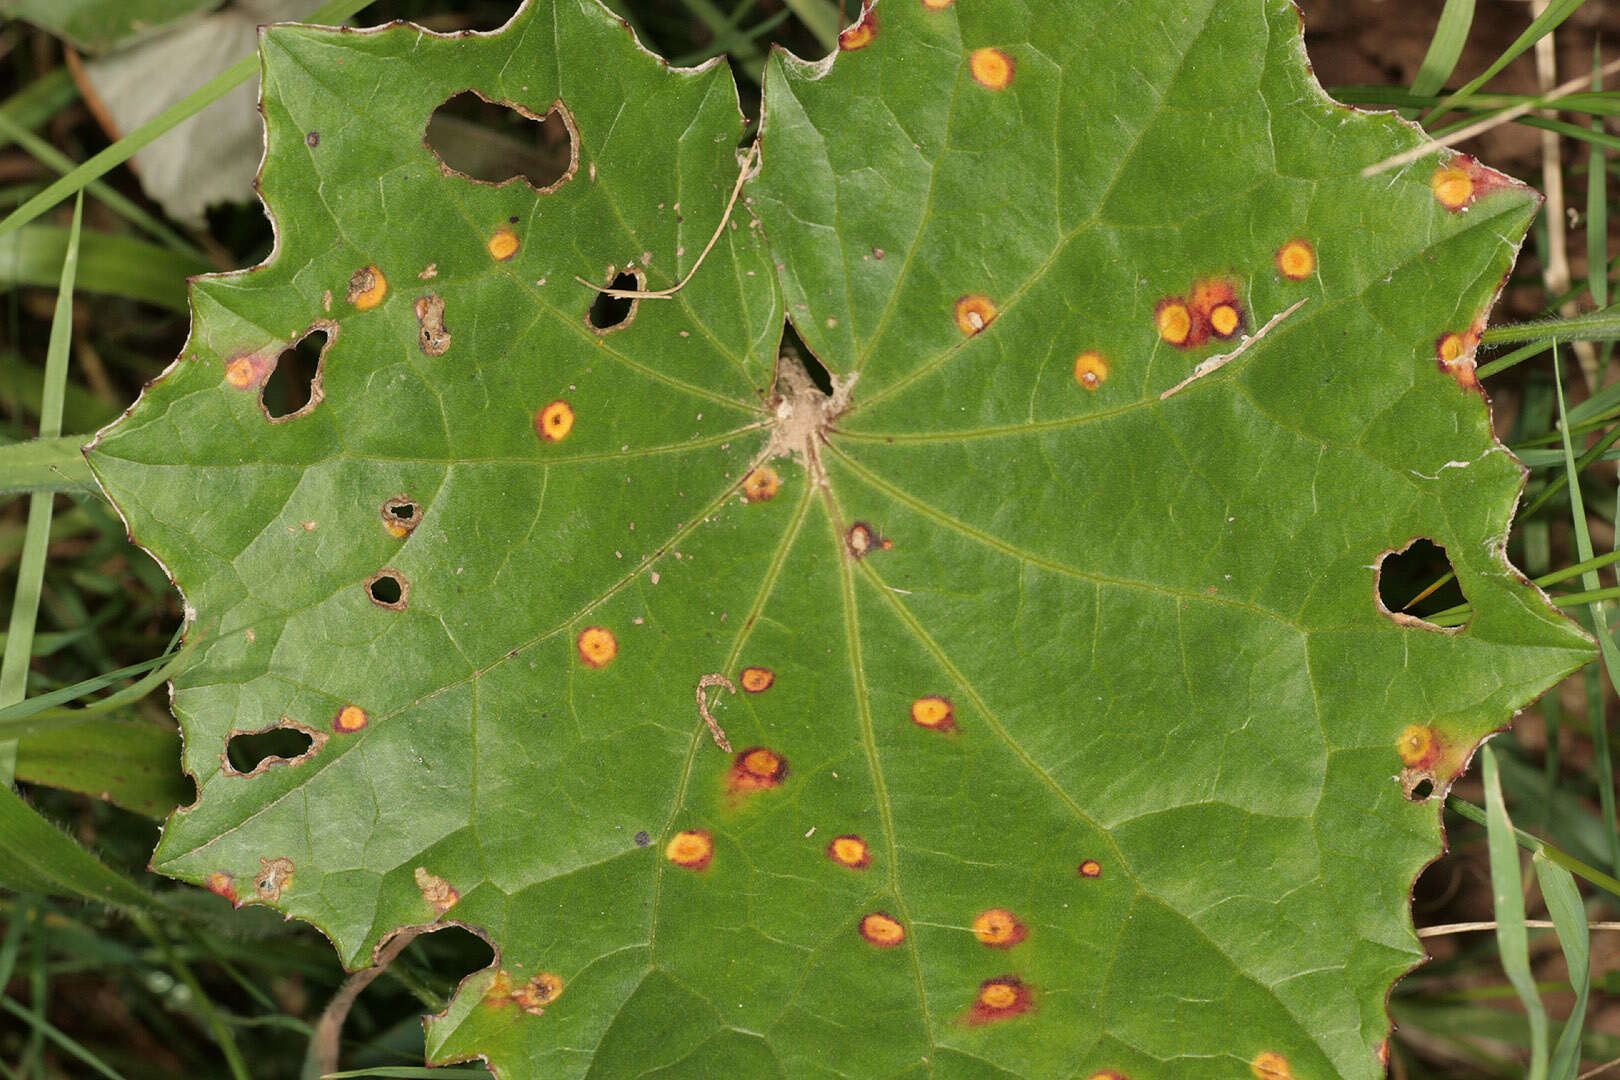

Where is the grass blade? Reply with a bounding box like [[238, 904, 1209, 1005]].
[[0, 0, 376, 243], [0, 435, 96, 497], [1535, 854, 1591, 1080], [1589, 46, 1609, 312], [1410, 0, 1475, 99], [0, 223, 207, 309], [1482, 744, 1550, 1080], [0, 192, 81, 785], [0, 783, 160, 910], [1483, 304, 1620, 344], [1420, 0, 1587, 123]]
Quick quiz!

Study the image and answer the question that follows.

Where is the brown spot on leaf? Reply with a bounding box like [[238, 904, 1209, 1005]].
[[827, 834, 870, 869], [859, 912, 905, 947], [728, 746, 787, 794], [972, 908, 1027, 948], [1251, 1052, 1293, 1080], [381, 496, 421, 537], [846, 521, 891, 558], [577, 626, 617, 668], [347, 265, 387, 310], [415, 293, 452, 355], [1073, 350, 1109, 389], [742, 466, 780, 502], [1435, 330, 1480, 389], [365, 569, 409, 610], [839, 7, 877, 49], [739, 666, 775, 693], [487, 227, 520, 261], [968, 976, 1033, 1024], [1077, 858, 1102, 878], [414, 867, 460, 914], [511, 972, 564, 1015], [255, 857, 295, 903]]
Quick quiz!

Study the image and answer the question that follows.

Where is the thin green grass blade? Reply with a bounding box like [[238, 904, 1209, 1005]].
[[1482, 744, 1550, 1080], [0, 435, 96, 496], [0, 783, 161, 910], [0, 70, 77, 155], [0, 223, 207, 309], [1535, 853, 1591, 1080], [0, 0, 376, 243], [1421, 0, 1588, 122], [1590, 47, 1609, 311], [1449, 796, 1620, 900], [0, 994, 130, 1080], [0, 193, 80, 785], [1553, 349, 1620, 873], [1479, 339, 1555, 379], [1410, 0, 1475, 99], [1531, 549, 1620, 590], [319, 1070, 499, 1079], [132, 912, 252, 1080], [1516, 114, 1620, 154], [0, 631, 197, 737], [1484, 305, 1620, 344]]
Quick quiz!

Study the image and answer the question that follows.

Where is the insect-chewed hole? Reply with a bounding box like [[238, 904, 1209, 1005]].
[[262, 328, 329, 421], [413, 923, 497, 993], [225, 725, 316, 775], [425, 91, 577, 192], [1407, 777, 1436, 802], [366, 569, 409, 610], [588, 272, 640, 332], [381, 496, 422, 534], [781, 319, 833, 395], [1377, 538, 1465, 626]]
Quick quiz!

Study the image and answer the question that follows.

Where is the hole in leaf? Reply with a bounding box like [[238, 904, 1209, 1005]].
[[413, 923, 497, 994], [381, 495, 422, 535], [780, 319, 833, 396], [366, 569, 409, 610], [225, 724, 318, 775], [1376, 538, 1465, 625], [425, 91, 578, 192], [262, 328, 329, 421], [1407, 778, 1435, 802], [588, 272, 640, 332]]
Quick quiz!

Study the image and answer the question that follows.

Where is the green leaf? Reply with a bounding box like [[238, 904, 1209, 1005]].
[[15, 718, 189, 819], [86, 1, 1593, 1077], [0, 0, 220, 54]]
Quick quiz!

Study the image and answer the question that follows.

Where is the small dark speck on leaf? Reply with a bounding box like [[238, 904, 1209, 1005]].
[[634, 831, 651, 847], [306, 132, 319, 147]]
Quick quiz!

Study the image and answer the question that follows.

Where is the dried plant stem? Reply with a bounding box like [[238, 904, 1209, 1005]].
[[301, 927, 424, 1080]]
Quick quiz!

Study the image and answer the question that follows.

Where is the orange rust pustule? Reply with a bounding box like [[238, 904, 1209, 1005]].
[[1077, 858, 1102, 878], [347, 264, 387, 309], [577, 626, 617, 668], [739, 666, 775, 693], [333, 704, 368, 733], [972, 908, 1028, 948], [488, 227, 520, 261], [742, 466, 780, 502], [859, 912, 906, 947], [968, 976, 1033, 1025], [511, 972, 564, 1015], [536, 400, 575, 441], [922, 0, 955, 7], [1155, 297, 1194, 347], [910, 695, 956, 732], [206, 872, 238, 903], [954, 294, 997, 335], [665, 829, 713, 869], [969, 47, 1014, 90], [1190, 278, 1243, 343], [1430, 155, 1511, 213], [839, 8, 877, 49], [729, 746, 788, 794], [846, 521, 892, 558], [223, 349, 278, 390], [1251, 1051, 1294, 1080], [827, 834, 871, 869], [1073, 350, 1109, 390], [1397, 724, 1442, 770], [1085, 1072, 1132, 1080], [1275, 238, 1316, 280], [1435, 331, 1480, 390]]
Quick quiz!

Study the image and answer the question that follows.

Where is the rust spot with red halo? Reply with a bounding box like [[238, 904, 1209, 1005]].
[[665, 829, 713, 869], [972, 907, 1028, 948], [827, 834, 871, 869], [739, 666, 775, 693], [577, 626, 617, 668], [1275, 238, 1316, 280], [1429, 155, 1511, 213], [910, 695, 955, 732], [839, 7, 877, 49], [1435, 329, 1481, 390], [728, 746, 788, 795], [206, 872, 238, 903], [968, 976, 1033, 1024], [1085, 1072, 1132, 1080], [333, 704, 369, 733], [1397, 724, 1442, 770], [846, 521, 892, 558], [223, 347, 279, 391], [1077, 858, 1102, 878], [859, 912, 906, 947], [1190, 278, 1243, 342], [969, 47, 1014, 90]]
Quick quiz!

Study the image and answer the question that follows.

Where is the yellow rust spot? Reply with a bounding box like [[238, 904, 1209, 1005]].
[[536, 400, 575, 442], [1431, 166, 1474, 211], [346, 265, 387, 310], [1397, 724, 1440, 769], [846, 521, 892, 558], [742, 466, 780, 502], [969, 47, 1014, 90], [739, 666, 775, 693], [972, 907, 1028, 948], [1155, 298, 1192, 346], [483, 970, 516, 1006], [954, 294, 997, 336], [225, 357, 257, 388], [1275, 239, 1316, 280], [333, 705, 368, 734], [1086, 1073, 1130, 1080], [859, 912, 906, 947], [488, 227, 521, 261], [255, 857, 295, 903], [827, 834, 870, 869], [577, 626, 617, 668], [1437, 332, 1467, 365], [665, 829, 713, 869], [1435, 331, 1480, 390], [910, 695, 956, 732], [1251, 1052, 1293, 1080], [922, 0, 954, 7], [1209, 302, 1241, 339], [511, 972, 565, 1015], [728, 746, 788, 795], [969, 976, 1032, 1024], [1077, 858, 1102, 878], [205, 872, 237, 903], [1073, 351, 1109, 390], [414, 867, 459, 914], [839, 8, 877, 49]]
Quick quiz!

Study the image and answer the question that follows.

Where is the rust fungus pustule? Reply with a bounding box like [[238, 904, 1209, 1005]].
[[1251, 1051, 1294, 1080], [1077, 858, 1102, 878], [739, 666, 775, 693], [742, 466, 780, 502], [729, 746, 788, 795], [954, 294, 997, 335], [1435, 330, 1480, 390], [346, 264, 387, 310], [1073, 350, 1109, 390], [859, 912, 906, 947], [536, 399, 575, 442], [922, 0, 954, 8], [972, 908, 1028, 948], [381, 495, 421, 537], [1397, 724, 1442, 770], [910, 695, 956, 732], [969, 976, 1033, 1024], [487, 226, 520, 261], [827, 834, 871, 869], [969, 47, 1014, 90], [511, 972, 565, 1015], [333, 704, 369, 733], [483, 970, 516, 1007], [255, 857, 295, 903], [206, 872, 238, 903], [846, 521, 892, 558], [665, 829, 713, 869], [1155, 297, 1193, 346], [224, 348, 277, 391], [1190, 278, 1243, 342], [839, 7, 877, 49], [1086, 1072, 1132, 1080], [415, 293, 452, 356], [414, 867, 460, 914], [1275, 238, 1316, 280], [1430, 165, 1474, 211], [577, 626, 617, 668]]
